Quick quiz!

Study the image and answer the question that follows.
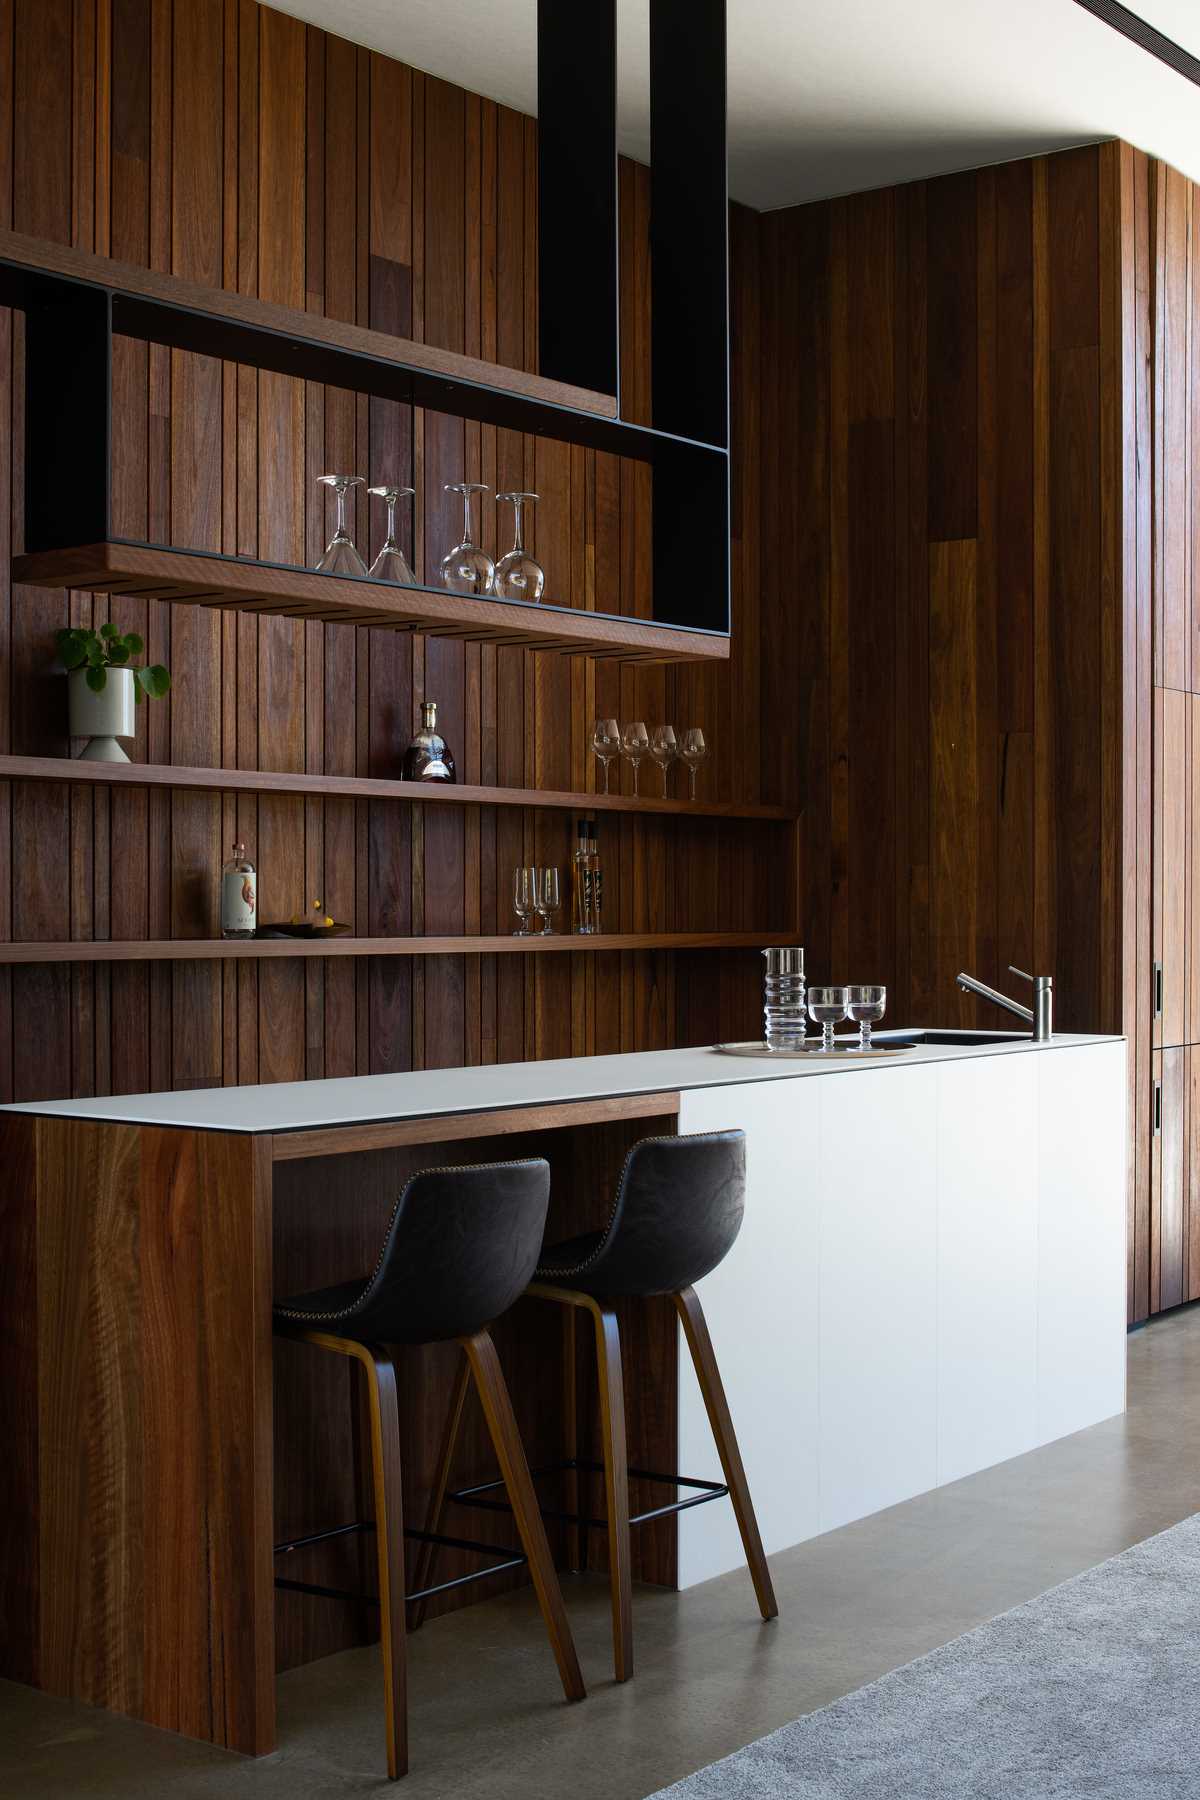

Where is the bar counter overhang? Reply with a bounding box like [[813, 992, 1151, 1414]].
[[0, 1032, 1126, 1754]]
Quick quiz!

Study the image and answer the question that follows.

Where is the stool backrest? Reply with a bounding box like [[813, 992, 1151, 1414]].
[[332, 1157, 551, 1344], [559, 1129, 745, 1298]]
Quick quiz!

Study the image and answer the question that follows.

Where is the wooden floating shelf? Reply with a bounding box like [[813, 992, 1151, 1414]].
[[0, 755, 795, 822], [0, 932, 794, 966], [12, 542, 729, 665]]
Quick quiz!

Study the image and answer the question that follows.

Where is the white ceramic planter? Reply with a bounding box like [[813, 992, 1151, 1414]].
[[68, 666, 136, 761]]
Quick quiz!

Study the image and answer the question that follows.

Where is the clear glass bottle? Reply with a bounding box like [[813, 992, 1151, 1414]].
[[585, 821, 603, 934], [402, 700, 456, 783], [221, 841, 257, 940], [571, 819, 592, 934], [763, 946, 806, 1050]]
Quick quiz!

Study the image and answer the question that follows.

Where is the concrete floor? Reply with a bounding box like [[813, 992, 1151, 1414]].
[[5, 1305, 1200, 1799]]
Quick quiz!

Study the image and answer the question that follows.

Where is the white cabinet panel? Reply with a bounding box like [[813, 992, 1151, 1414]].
[[935, 1055, 1038, 1485], [676, 1081, 821, 1587], [817, 1065, 938, 1532]]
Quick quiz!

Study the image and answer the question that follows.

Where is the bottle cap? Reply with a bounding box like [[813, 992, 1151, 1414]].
[[420, 699, 437, 726]]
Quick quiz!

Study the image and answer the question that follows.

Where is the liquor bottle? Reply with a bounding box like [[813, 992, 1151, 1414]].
[[585, 821, 603, 934], [221, 841, 257, 939], [402, 700, 456, 783], [571, 819, 592, 934]]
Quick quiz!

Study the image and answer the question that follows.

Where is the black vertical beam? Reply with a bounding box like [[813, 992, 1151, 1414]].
[[24, 281, 111, 552], [649, 0, 728, 449], [537, 0, 619, 400]]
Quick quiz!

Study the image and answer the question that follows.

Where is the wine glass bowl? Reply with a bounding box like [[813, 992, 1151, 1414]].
[[808, 985, 848, 1054], [846, 984, 887, 1052], [441, 483, 495, 595], [648, 725, 678, 796], [592, 719, 620, 795], [494, 492, 545, 602], [315, 474, 368, 576], [621, 721, 650, 798], [680, 727, 708, 800], [366, 485, 418, 585]]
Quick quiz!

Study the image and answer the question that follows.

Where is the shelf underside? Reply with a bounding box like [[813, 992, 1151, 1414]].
[[0, 755, 792, 822], [13, 543, 729, 664], [0, 932, 791, 965]]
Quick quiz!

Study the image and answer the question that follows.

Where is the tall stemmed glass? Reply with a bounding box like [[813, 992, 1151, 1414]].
[[846, 984, 887, 1052], [592, 719, 620, 794], [621, 721, 649, 797], [494, 492, 545, 602], [808, 986, 848, 1054], [367, 485, 418, 585], [440, 483, 495, 595], [512, 866, 536, 936], [680, 727, 708, 800], [315, 474, 367, 575], [649, 725, 678, 797], [535, 867, 561, 935]]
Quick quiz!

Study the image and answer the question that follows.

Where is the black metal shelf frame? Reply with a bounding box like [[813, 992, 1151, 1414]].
[[5, 0, 731, 639]]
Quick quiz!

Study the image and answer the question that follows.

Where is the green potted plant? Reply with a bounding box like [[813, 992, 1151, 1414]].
[[56, 624, 171, 762]]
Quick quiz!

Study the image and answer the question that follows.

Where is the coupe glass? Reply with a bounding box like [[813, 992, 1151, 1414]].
[[621, 721, 650, 797], [808, 985, 848, 1054], [680, 727, 708, 800], [440, 483, 495, 595], [535, 867, 561, 935], [846, 984, 887, 1052], [512, 866, 536, 936], [649, 725, 678, 797], [315, 474, 367, 576], [494, 492, 545, 602], [367, 485, 418, 585], [592, 718, 620, 794]]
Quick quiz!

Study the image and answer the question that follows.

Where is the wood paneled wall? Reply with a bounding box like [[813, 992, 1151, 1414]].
[[753, 143, 1158, 1316], [0, 0, 777, 1102]]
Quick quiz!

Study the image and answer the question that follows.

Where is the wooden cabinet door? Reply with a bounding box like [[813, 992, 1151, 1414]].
[[1153, 687, 1189, 1050], [1152, 1045, 1187, 1312]]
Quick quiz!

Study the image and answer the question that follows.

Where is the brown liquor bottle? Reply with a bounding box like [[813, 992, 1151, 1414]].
[[401, 700, 456, 782]]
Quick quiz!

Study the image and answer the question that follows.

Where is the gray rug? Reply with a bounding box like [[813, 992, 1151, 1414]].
[[651, 1514, 1200, 1798]]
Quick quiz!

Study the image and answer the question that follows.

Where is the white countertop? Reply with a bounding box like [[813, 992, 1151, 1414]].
[[0, 1030, 1122, 1135]]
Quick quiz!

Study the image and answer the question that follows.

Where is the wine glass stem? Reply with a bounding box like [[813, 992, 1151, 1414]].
[[861, 1021, 872, 1052], [822, 1021, 836, 1054], [689, 766, 697, 800], [602, 758, 611, 795], [335, 485, 348, 541], [385, 498, 397, 548], [661, 764, 669, 797], [461, 489, 473, 548], [511, 499, 524, 554], [632, 761, 640, 798]]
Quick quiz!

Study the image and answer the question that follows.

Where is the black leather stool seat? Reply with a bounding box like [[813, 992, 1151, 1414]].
[[276, 1158, 551, 1344], [535, 1129, 747, 1298]]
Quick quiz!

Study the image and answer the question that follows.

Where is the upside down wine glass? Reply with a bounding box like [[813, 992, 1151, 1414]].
[[441, 483, 495, 595], [367, 486, 418, 585], [315, 474, 367, 576], [494, 492, 545, 602]]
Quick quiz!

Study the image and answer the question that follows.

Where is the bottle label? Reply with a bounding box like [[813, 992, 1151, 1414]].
[[222, 869, 257, 931]]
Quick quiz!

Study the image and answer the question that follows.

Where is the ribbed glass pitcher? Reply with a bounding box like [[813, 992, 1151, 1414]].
[[762, 946, 806, 1050]]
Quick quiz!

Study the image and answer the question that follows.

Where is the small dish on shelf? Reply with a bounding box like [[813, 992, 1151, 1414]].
[[256, 920, 351, 939]]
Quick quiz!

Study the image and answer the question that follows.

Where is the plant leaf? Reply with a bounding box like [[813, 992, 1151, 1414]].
[[57, 630, 89, 671], [137, 665, 171, 699], [86, 642, 105, 666], [124, 633, 144, 656], [85, 665, 107, 693], [107, 641, 131, 664], [99, 621, 119, 640]]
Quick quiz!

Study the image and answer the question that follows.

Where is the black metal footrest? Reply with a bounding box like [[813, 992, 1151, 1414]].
[[273, 1518, 527, 1607], [446, 1457, 729, 1531]]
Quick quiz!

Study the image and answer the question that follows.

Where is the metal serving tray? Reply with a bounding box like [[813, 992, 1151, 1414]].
[[712, 1041, 911, 1061]]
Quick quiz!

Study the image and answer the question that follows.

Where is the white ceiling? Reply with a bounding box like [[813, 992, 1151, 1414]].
[[268, 0, 1200, 210]]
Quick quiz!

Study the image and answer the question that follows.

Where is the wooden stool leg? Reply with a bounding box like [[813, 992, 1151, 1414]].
[[674, 1285, 778, 1621], [409, 1349, 471, 1631], [592, 1304, 633, 1682], [563, 1304, 581, 1573], [462, 1329, 586, 1704], [360, 1345, 410, 1780]]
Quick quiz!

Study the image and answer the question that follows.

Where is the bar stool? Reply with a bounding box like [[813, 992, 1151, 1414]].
[[272, 1157, 585, 1781], [421, 1129, 777, 1682]]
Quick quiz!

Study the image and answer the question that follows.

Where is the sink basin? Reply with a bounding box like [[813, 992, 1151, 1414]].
[[876, 1028, 1031, 1047]]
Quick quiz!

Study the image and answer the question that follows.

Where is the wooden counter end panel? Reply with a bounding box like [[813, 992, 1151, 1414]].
[[0, 1118, 275, 1756], [270, 1090, 682, 1160]]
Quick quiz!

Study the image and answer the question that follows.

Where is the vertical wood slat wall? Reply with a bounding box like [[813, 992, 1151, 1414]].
[[0, 0, 780, 1105], [756, 143, 1152, 1317]]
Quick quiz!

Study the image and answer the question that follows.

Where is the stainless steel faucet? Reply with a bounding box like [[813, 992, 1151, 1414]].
[[956, 965, 1053, 1041]]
